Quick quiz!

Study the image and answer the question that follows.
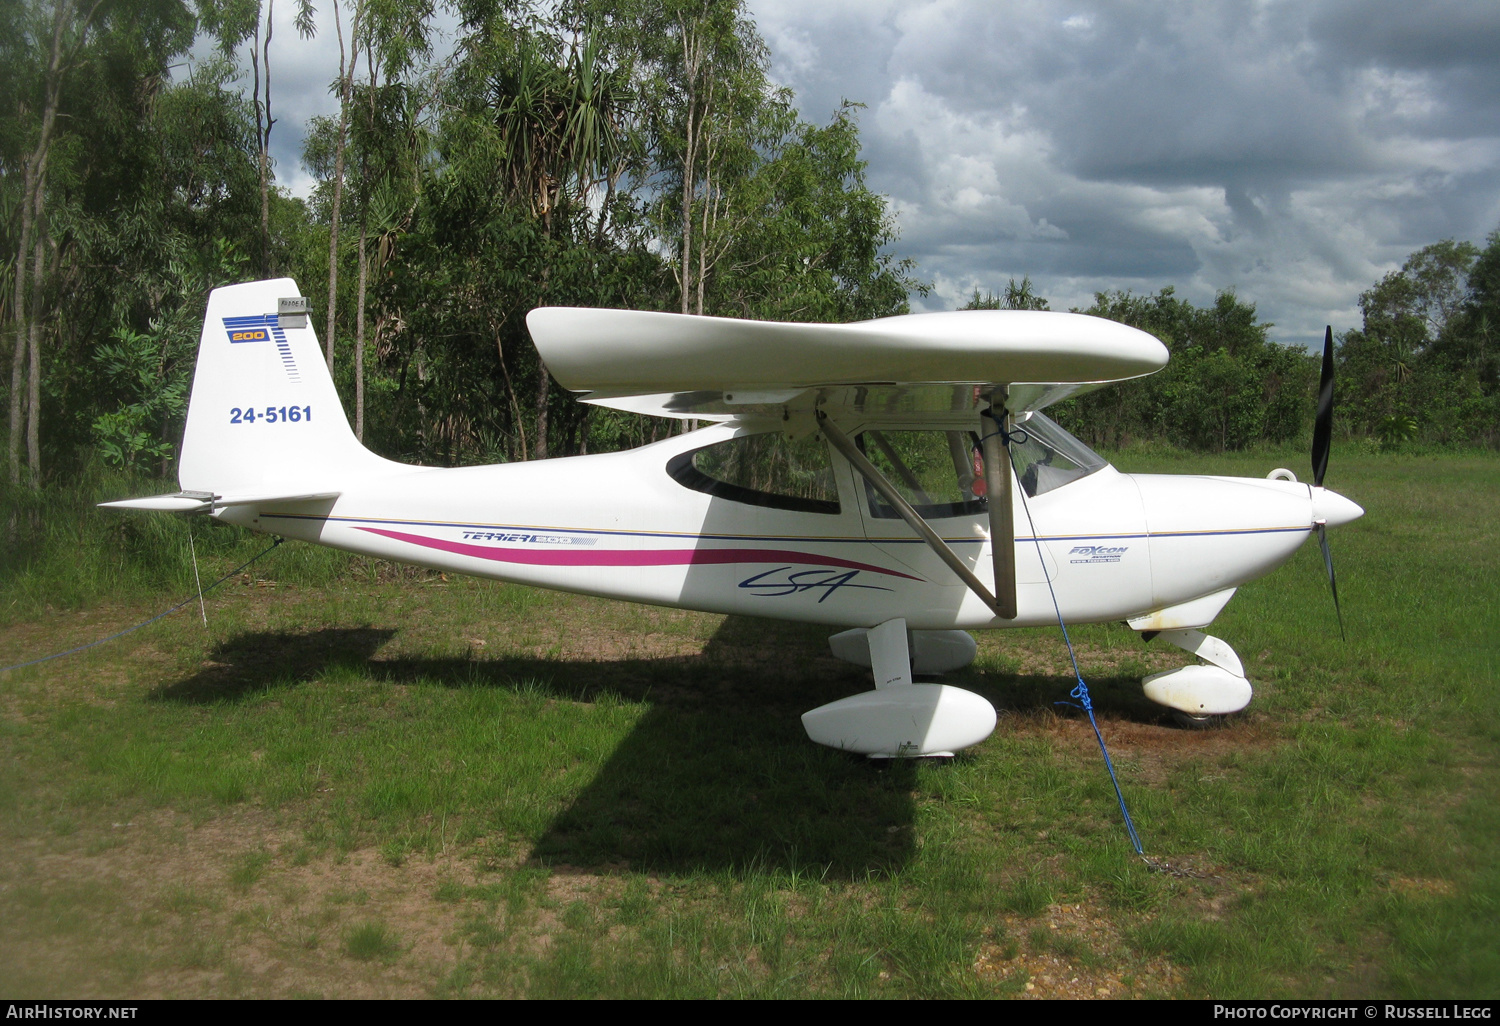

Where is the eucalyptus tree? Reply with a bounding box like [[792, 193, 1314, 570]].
[[7, 0, 117, 485], [322, 0, 367, 370], [195, 0, 315, 275], [582, 0, 913, 324], [696, 100, 921, 323], [347, 0, 434, 438], [619, 0, 768, 316], [4, 0, 195, 485]]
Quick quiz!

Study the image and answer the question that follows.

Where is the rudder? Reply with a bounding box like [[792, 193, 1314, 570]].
[[179, 278, 386, 497]]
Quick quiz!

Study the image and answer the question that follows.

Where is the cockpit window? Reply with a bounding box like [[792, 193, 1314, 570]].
[[855, 429, 988, 519], [855, 414, 1106, 516], [667, 431, 841, 514], [1007, 413, 1108, 497]]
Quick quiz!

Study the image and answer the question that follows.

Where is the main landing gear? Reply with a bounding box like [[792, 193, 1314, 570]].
[[803, 618, 996, 758], [806, 618, 1252, 755]]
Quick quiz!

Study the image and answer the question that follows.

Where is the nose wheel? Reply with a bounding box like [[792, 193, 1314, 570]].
[[1138, 628, 1251, 721]]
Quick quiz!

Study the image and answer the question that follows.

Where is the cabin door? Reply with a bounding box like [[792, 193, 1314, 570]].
[[841, 426, 1056, 586]]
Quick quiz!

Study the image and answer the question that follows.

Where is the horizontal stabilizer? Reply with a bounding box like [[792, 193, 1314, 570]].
[[100, 490, 340, 514], [98, 492, 215, 513]]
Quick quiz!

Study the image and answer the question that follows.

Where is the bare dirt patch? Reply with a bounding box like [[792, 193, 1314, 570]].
[[994, 637, 1186, 679], [1, 807, 487, 998], [974, 900, 1183, 999], [1389, 876, 1456, 898]]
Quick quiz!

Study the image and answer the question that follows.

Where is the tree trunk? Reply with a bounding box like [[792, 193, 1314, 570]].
[[355, 221, 367, 440], [679, 113, 695, 314], [353, 40, 378, 442], [495, 329, 526, 462], [8, 0, 70, 485], [260, 0, 275, 273], [8, 190, 33, 485], [677, 16, 704, 315], [25, 226, 46, 483], [325, 0, 362, 370], [533, 362, 550, 460], [697, 122, 712, 317]]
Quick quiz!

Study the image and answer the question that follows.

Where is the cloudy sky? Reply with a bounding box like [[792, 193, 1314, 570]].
[[236, 0, 1500, 347]]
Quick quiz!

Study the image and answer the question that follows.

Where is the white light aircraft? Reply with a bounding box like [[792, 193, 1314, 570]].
[[105, 279, 1362, 759]]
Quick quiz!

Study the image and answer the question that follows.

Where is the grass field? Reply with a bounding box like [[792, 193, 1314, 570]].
[[1, 448, 1497, 998]]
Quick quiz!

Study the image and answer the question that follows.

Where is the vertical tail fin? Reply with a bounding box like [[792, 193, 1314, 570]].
[[179, 278, 389, 497]]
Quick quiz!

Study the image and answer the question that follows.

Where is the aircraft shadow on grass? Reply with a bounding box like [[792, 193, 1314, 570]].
[[151, 616, 1165, 877]]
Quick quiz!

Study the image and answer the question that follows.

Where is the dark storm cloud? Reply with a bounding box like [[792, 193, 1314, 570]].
[[1310, 0, 1500, 135], [1312, 0, 1500, 69], [889, 2, 1371, 187], [206, 1, 1500, 345], [750, 0, 1500, 344]]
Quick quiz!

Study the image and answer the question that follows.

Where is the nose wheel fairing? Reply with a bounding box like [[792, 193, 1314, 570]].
[[1139, 627, 1253, 718]]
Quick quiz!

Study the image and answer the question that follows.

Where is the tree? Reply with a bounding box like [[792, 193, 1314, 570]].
[[1436, 229, 1500, 394], [961, 276, 1050, 312], [317, 0, 384, 372], [1335, 236, 1498, 444], [4, 0, 195, 485], [350, 0, 433, 438], [633, 0, 768, 316], [702, 100, 922, 322], [1053, 288, 1313, 451], [195, 0, 316, 274]]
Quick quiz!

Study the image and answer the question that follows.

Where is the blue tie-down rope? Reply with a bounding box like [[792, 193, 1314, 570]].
[[1, 537, 284, 674], [983, 417, 1144, 855]]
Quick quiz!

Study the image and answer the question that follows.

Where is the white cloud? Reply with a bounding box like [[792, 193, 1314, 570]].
[[749, 0, 1500, 345], [184, 0, 463, 201], [191, 0, 1500, 346]]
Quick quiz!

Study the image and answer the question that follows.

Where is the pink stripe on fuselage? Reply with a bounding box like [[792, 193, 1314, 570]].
[[356, 526, 921, 580]]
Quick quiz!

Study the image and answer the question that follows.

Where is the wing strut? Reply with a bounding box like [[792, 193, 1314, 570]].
[[981, 397, 1019, 619], [817, 410, 1007, 616]]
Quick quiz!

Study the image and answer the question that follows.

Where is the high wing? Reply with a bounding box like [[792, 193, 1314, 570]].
[[524, 307, 1168, 420], [527, 304, 1171, 621]]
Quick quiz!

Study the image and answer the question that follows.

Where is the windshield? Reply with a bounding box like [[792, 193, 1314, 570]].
[[1007, 412, 1109, 497]]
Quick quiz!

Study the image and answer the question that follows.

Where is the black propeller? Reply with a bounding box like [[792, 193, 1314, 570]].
[[1313, 326, 1334, 488], [1312, 325, 1345, 640]]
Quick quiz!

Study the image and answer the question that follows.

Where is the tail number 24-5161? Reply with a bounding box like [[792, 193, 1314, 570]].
[[229, 406, 313, 424]]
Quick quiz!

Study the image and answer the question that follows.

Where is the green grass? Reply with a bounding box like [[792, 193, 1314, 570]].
[[343, 920, 403, 962], [0, 446, 1496, 997]]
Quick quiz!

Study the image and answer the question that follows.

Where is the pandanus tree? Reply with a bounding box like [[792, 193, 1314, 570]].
[[489, 28, 629, 234], [485, 26, 630, 456]]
